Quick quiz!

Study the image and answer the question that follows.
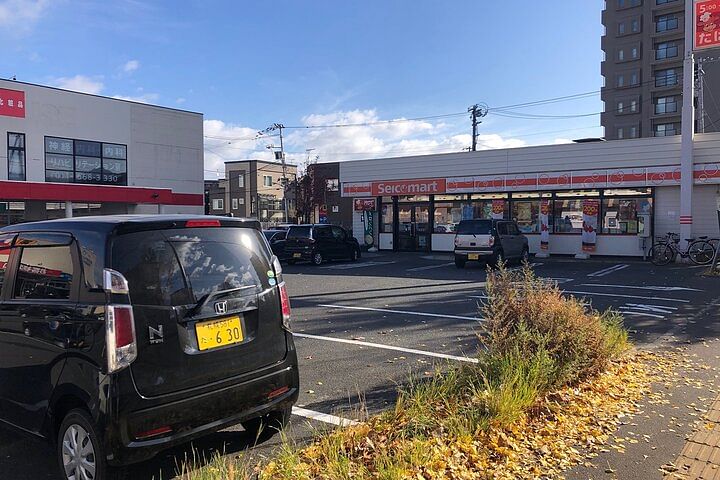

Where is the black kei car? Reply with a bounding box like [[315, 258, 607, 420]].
[[0, 215, 299, 480], [263, 229, 287, 259], [284, 224, 361, 265]]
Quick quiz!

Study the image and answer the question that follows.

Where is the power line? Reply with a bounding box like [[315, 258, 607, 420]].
[[283, 112, 467, 130]]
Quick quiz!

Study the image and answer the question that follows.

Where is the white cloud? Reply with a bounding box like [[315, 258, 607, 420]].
[[553, 138, 574, 145], [51, 75, 105, 95], [476, 134, 526, 150], [203, 120, 275, 178], [0, 0, 49, 28], [176, 97, 186, 104], [122, 59, 140, 73], [112, 92, 160, 104]]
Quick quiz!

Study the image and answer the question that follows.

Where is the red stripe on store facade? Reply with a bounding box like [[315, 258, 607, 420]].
[[0, 180, 203, 206]]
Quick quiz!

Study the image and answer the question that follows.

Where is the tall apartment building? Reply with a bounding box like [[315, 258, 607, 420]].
[[205, 159, 297, 223], [601, 0, 720, 140]]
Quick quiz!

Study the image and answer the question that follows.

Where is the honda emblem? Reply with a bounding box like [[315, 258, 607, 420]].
[[214, 301, 228, 315]]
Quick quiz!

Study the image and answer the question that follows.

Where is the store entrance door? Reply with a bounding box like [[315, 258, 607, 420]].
[[397, 204, 430, 251]]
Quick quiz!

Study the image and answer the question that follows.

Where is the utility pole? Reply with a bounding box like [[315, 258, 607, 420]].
[[696, 59, 706, 134], [468, 104, 488, 151], [679, 0, 695, 249], [260, 122, 289, 222]]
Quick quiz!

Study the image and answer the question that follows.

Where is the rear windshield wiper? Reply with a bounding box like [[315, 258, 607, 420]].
[[186, 285, 257, 317]]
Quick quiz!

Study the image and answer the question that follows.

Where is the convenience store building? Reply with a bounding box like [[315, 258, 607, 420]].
[[340, 133, 720, 256]]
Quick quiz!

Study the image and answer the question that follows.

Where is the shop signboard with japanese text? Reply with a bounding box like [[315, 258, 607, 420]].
[[695, 0, 720, 51], [0, 88, 26, 118], [354, 198, 377, 211], [581, 200, 599, 253], [539, 200, 551, 251]]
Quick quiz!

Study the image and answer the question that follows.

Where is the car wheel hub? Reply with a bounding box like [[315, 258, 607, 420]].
[[62, 424, 96, 480]]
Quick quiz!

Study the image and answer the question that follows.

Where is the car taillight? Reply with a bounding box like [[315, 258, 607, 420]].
[[106, 305, 137, 373], [185, 219, 221, 228], [489, 236, 495, 247], [278, 282, 291, 331]]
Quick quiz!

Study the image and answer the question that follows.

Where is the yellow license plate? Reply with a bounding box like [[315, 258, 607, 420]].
[[468, 254, 480, 260], [293, 253, 302, 258], [196, 316, 244, 351]]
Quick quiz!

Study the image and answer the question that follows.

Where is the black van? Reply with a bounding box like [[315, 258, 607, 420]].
[[0, 215, 299, 480], [284, 224, 361, 265]]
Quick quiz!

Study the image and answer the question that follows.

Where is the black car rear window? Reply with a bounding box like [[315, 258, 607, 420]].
[[287, 226, 312, 239], [112, 227, 272, 306], [456, 220, 493, 235]]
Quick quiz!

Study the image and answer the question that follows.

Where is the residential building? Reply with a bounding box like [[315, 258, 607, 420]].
[[600, 0, 720, 140], [303, 162, 353, 227], [0, 79, 204, 227], [222, 159, 297, 223]]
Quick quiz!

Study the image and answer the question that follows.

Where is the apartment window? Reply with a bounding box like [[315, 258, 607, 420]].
[[631, 46, 639, 59], [617, 74, 625, 87], [656, 0, 679, 4], [238, 197, 245, 205], [238, 174, 244, 188], [7, 132, 26, 181], [618, 22, 626, 35], [630, 99, 638, 112], [617, 127, 625, 139], [326, 178, 340, 191], [656, 41, 678, 59], [629, 126, 638, 138], [232, 198, 238, 210], [655, 96, 678, 114], [631, 18, 640, 32], [617, 101, 625, 113], [655, 68, 679, 87], [654, 122, 678, 136], [618, 49, 625, 61], [618, 0, 641, 7], [630, 72, 639, 85], [263, 175, 273, 187], [656, 14, 679, 32], [212, 198, 224, 210]]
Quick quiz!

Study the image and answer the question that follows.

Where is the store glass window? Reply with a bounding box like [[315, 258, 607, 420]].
[[44, 137, 127, 185], [510, 193, 550, 234], [469, 193, 508, 220], [602, 197, 652, 234], [381, 202, 394, 233], [433, 195, 467, 234], [7, 132, 26, 181], [553, 191, 600, 234]]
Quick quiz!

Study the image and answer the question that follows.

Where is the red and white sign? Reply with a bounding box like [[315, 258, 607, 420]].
[[695, 0, 720, 51], [370, 178, 445, 196], [0, 88, 26, 118], [342, 182, 372, 197], [581, 200, 600, 253], [353, 198, 377, 211], [539, 200, 550, 250]]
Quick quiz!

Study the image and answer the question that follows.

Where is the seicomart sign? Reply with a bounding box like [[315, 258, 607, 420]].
[[695, 0, 720, 50], [371, 179, 445, 196]]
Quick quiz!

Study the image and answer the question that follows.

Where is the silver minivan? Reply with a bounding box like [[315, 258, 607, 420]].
[[453, 219, 529, 268]]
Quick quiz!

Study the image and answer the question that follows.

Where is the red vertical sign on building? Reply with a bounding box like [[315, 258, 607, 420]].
[[695, 0, 720, 51], [0, 89, 26, 118]]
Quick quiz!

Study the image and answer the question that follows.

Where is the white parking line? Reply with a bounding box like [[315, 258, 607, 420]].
[[406, 262, 455, 272], [291, 406, 359, 427], [587, 264, 630, 277], [621, 303, 678, 314], [321, 261, 396, 270], [293, 332, 479, 364], [318, 304, 482, 322], [618, 311, 666, 319], [561, 290, 689, 303], [579, 283, 702, 292]]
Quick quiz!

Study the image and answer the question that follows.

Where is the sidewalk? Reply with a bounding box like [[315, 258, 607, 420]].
[[671, 395, 720, 479]]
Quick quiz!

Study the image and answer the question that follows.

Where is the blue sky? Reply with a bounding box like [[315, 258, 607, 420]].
[[2, 0, 606, 177]]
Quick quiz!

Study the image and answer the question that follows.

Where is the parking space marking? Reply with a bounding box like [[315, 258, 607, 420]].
[[620, 303, 678, 314], [618, 311, 666, 319], [587, 264, 630, 277], [561, 290, 689, 303], [291, 406, 359, 427], [293, 332, 479, 364], [406, 262, 455, 272], [579, 283, 702, 292], [318, 304, 482, 322], [320, 261, 396, 270]]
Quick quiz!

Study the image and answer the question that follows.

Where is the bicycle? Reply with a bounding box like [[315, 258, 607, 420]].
[[649, 232, 716, 266]]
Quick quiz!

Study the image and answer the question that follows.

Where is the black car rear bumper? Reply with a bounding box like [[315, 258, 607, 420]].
[[106, 340, 299, 466]]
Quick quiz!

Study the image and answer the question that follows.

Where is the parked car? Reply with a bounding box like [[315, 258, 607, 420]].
[[264, 229, 287, 259], [0, 215, 299, 480], [454, 219, 529, 268], [284, 224, 361, 265]]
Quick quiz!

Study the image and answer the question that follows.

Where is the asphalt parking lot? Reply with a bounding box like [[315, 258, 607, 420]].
[[2, 252, 718, 479]]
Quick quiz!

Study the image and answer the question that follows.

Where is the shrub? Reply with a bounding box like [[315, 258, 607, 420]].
[[479, 263, 629, 387]]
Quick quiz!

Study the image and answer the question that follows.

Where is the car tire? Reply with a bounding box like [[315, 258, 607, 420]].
[[350, 248, 359, 262], [311, 252, 324, 266], [520, 247, 530, 264], [242, 406, 292, 442], [57, 408, 114, 480], [454, 255, 466, 269]]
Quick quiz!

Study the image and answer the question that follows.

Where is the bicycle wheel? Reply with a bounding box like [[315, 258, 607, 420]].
[[688, 240, 715, 265], [650, 243, 674, 266]]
